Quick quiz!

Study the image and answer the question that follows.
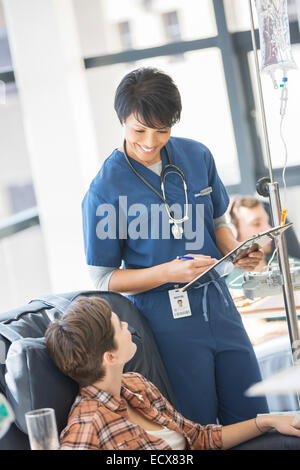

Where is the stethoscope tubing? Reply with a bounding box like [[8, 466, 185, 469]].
[[122, 139, 189, 224]]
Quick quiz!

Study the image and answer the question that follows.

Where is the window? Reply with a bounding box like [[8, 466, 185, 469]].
[[287, 0, 300, 22], [118, 21, 133, 51], [248, 45, 300, 169], [7, 182, 37, 215], [162, 11, 184, 63], [92, 0, 217, 56], [224, 0, 300, 32], [162, 11, 181, 42], [86, 47, 241, 186], [223, 0, 258, 32]]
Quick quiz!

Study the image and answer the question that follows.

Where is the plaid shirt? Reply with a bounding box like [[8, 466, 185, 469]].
[[60, 372, 222, 450]]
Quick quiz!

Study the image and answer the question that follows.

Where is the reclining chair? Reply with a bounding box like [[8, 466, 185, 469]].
[[0, 290, 175, 450], [1, 290, 300, 450]]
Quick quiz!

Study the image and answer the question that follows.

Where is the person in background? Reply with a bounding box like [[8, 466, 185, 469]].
[[45, 296, 300, 451], [226, 197, 271, 288], [230, 197, 272, 253], [226, 196, 300, 288]]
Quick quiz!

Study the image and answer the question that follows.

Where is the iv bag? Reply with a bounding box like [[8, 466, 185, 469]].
[[255, 0, 297, 81]]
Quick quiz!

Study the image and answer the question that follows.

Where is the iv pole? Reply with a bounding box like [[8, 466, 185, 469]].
[[248, 1, 300, 371]]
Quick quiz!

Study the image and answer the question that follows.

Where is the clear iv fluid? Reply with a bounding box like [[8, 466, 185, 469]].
[[255, 0, 297, 80]]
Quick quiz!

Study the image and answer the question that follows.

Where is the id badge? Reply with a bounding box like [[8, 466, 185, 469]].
[[168, 289, 192, 319]]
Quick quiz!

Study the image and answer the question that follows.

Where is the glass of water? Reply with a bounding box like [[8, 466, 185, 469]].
[[25, 408, 59, 450]]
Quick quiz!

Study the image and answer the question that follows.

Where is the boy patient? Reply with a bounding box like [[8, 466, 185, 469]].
[[45, 296, 300, 450]]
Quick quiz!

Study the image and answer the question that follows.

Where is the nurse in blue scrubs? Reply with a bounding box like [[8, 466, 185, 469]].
[[82, 67, 269, 425]]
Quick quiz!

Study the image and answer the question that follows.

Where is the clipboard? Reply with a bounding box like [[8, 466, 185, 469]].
[[180, 222, 293, 292]]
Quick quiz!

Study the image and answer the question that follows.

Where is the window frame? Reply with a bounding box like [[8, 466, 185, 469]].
[[82, 0, 300, 195], [1, 0, 300, 194]]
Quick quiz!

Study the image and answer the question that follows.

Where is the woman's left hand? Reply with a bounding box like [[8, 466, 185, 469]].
[[234, 248, 265, 272]]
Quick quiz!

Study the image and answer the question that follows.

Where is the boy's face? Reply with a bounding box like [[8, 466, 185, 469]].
[[236, 204, 272, 254], [110, 312, 137, 365]]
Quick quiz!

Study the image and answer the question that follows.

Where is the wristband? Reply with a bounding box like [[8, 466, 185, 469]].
[[255, 416, 264, 433]]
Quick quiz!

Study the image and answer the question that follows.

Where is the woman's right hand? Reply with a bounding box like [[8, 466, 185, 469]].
[[163, 253, 217, 284], [109, 254, 218, 295]]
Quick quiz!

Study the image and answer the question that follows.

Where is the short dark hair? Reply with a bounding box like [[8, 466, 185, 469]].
[[230, 197, 261, 228], [114, 67, 182, 129], [45, 296, 117, 388]]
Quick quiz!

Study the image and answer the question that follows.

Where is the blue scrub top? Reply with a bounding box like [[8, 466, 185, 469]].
[[82, 136, 229, 292]]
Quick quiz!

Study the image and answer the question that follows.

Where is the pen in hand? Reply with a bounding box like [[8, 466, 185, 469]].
[[176, 255, 217, 262]]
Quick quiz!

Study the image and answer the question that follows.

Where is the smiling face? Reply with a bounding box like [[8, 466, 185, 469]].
[[123, 114, 171, 166]]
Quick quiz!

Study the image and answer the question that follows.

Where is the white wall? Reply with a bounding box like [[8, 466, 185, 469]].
[[0, 92, 53, 312], [2, 0, 101, 302]]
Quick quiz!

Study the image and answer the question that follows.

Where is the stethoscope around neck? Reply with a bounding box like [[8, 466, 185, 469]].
[[123, 139, 189, 239]]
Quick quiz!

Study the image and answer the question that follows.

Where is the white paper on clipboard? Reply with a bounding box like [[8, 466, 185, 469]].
[[180, 223, 293, 292]]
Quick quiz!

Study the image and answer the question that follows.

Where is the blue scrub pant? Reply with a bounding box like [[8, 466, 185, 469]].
[[130, 279, 269, 425]]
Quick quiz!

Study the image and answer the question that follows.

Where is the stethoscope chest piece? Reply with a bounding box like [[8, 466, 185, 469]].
[[171, 223, 184, 239]]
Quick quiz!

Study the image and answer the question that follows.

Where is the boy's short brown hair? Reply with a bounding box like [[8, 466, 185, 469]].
[[45, 296, 117, 387]]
